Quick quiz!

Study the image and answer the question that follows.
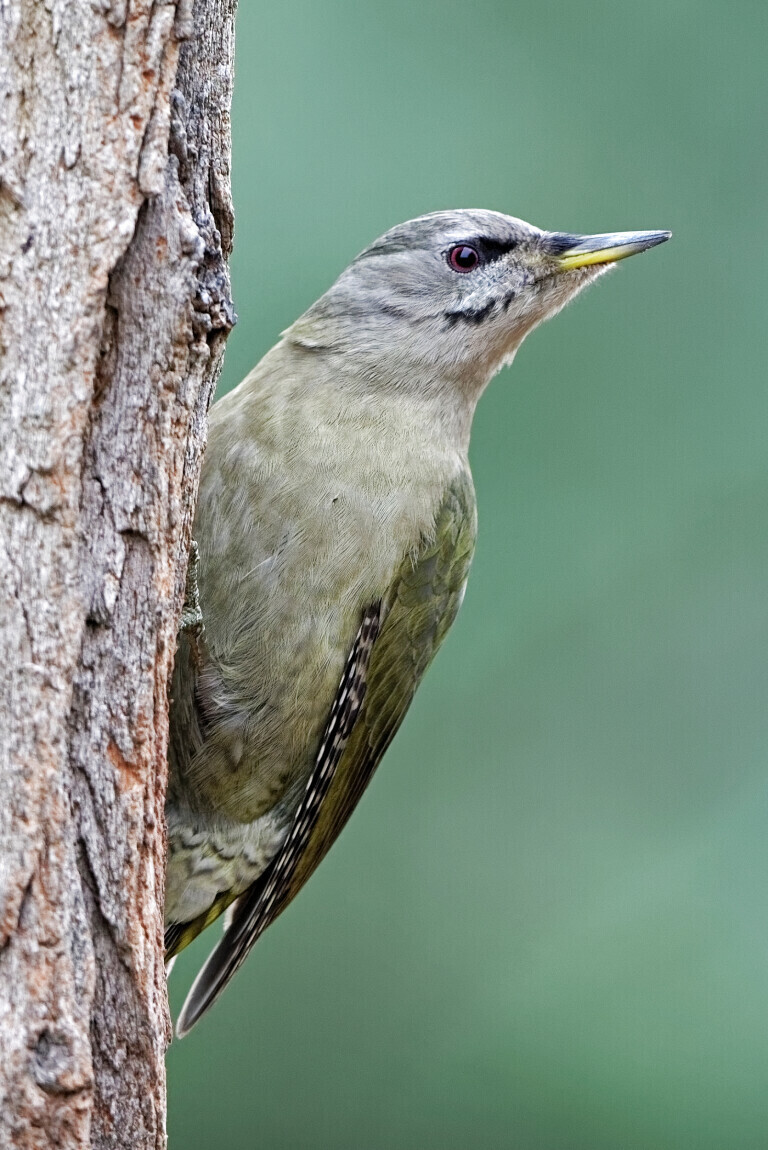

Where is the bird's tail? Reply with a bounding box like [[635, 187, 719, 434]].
[[175, 887, 268, 1037]]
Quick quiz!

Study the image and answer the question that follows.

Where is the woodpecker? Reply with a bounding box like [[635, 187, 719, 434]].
[[165, 209, 670, 1035]]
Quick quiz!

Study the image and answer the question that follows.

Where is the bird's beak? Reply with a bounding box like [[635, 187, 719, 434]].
[[548, 230, 672, 272]]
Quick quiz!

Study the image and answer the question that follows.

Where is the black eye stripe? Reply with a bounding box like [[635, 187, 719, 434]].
[[447, 236, 518, 265]]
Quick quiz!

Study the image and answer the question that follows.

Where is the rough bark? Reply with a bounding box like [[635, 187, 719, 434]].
[[0, 1, 236, 1145]]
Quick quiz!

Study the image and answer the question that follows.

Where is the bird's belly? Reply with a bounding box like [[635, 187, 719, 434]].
[[194, 497, 430, 822], [189, 400, 465, 825], [165, 804, 288, 926]]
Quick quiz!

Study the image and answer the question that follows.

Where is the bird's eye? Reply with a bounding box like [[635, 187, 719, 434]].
[[447, 245, 481, 273]]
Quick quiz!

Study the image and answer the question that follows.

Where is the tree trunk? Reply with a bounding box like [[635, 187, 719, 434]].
[[0, 1, 236, 1145]]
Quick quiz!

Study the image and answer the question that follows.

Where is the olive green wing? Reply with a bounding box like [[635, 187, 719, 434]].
[[175, 471, 477, 1036], [166, 604, 384, 964]]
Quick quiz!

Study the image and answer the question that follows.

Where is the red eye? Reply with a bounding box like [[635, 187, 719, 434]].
[[448, 244, 480, 273]]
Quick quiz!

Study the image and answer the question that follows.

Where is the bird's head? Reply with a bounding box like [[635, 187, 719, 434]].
[[287, 209, 670, 402]]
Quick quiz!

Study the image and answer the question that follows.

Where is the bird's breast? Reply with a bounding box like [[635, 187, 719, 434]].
[[185, 377, 466, 827]]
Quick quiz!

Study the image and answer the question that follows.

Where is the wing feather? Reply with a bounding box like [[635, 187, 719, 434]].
[[175, 471, 476, 1036], [176, 605, 382, 1036]]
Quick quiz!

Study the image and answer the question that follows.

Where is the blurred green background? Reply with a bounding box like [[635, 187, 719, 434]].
[[167, 1, 768, 1146]]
